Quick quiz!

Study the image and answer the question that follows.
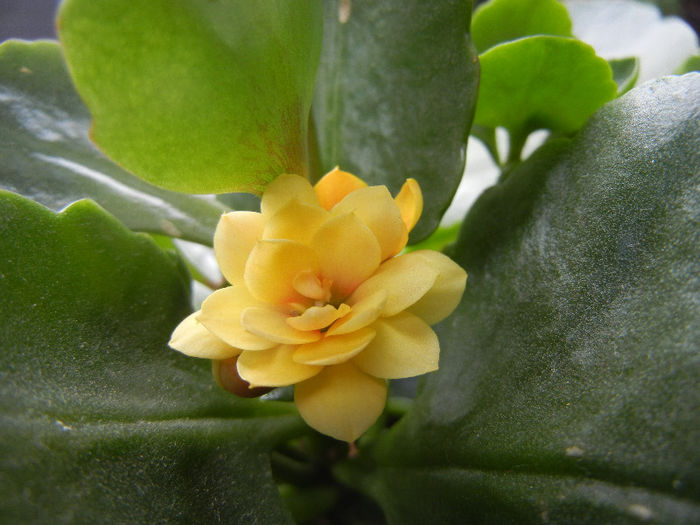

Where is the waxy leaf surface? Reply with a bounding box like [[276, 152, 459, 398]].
[[0, 40, 227, 245], [350, 75, 700, 523], [0, 192, 302, 523]]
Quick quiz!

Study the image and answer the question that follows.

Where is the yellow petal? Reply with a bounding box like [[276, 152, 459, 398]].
[[213, 211, 265, 285], [293, 270, 331, 302], [293, 327, 376, 366], [352, 311, 439, 379], [406, 250, 467, 325], [199, 287, 277, 351], [313, 167, 367, 211], [348, 252, 439, 318], [332, 185, 408, 260], [263, 199, 329, 245], [237, 346, 322, 387], [241, 306, 322, 344], [212, 357, 273, 398], [326, 289, 387, 336], [394, 178, 423, 232], [244, 239, 320, 304], [169, 312, 241, 359], [311, 212, 381, 300], [294, 362, 387, 442], [261, 174, 318, 217], [286, 303, 351, 331]]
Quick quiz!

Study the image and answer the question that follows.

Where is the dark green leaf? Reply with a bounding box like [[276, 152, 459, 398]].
[[58, 0, 322, 194], [609, 57, 639, 95], [471, 0, 572, 53], [312, 0, 479, 241], [351, 74, 700, 523], [0, 40, 227, 245], [0, 192, 302, 523]]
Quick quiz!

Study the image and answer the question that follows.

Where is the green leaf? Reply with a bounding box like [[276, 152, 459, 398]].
[[609, 57, 639, 95], [0, 192, 302, 523], [0, 40, 227, 245], [349, 74, 700, 523], [474, 36, 617, 139], [677, 54, 700, 74], [58, 0, 322, 194], [471, 0, 572, 53], [312, 0, 479, 241]]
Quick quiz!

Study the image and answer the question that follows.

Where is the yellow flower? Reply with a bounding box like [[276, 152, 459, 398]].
[[169, 168, 467, 442]]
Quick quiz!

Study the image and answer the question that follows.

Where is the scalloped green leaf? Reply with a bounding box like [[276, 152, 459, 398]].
[[472, 0, 572, 53], [311, 0, 479, 242], [0, 40, 228, 245], [348, 74, 700, 523], [58, 0, 322, 194], [474, 36, 617, 138], [0, 192, 302, 523]]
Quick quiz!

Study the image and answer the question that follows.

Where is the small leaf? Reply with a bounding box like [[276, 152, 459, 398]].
[[608, 56, 639, 94], [0, 40, 227, 245], [0, 192, 301, 522], [312, 0, 479, 241], [350, 74, 700, 523], [474, 36, 617, 138], [472, 0, 572, 53], [58, 0, 322, 194]]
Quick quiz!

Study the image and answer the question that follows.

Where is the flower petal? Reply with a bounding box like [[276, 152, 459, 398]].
[[263, 199, 329, 245], [213, 211, 265, 285], [405, 250, 467, 324], [348, 252, 439, 318], [293, 327, 376, 366], [352, 311, 439, 379], [169, 312, 241, 359], [261, 174, 318, 217], [286, 303, 351, 331], [293, 271, 331, 302], [212, 357, 273, 398], [395, 178, 423, 232], [294, 362, 387, 442], [244, 239, 320, 304], [241, 306, 322, 344], [199, 287, 277, 350], [237, 345, 322, 387], [332, 185, 408, 260], [326, 289, 387, 336], [311, 212, 381, 300], [314, 167, 367, 211]]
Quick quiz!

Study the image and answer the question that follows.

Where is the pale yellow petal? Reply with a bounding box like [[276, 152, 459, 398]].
[[348, 252, 439, 318], [394, 178, 423, 232], [405, 250, 467, 324], [199, 287, 277, 351], [213, 211, 265, 285], [169, 311, 241, 359], [261, 174, 318, 217], [326, 289, 387, 336], [332, 185, 408, 260], [286, 303, 351, 331], [237, 346, 322, 387], [313, 167, 367, 211], [263, 199, 329, 245], [244, 239, 320, 304], [293, 327, 376, 366], [241, 306, 322, 344], [352, 311, 439, 379], [294, 362, 387, 442], [293, 271, 331, 302], [212, 357, 272, 398], [311, 213, 381, 300]]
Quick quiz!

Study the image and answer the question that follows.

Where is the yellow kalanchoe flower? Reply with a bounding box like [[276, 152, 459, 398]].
[[169, 168, 467, 442]]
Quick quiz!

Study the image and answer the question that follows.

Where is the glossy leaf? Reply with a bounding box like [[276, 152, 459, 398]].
[[58, 0, 322, 194], [472, 0, 572, 53], [312, 0, 479, 241], [474, 36, 617, 139], [609, 57, 639, 94], [0, 40, 227, 245], [0, 192, 302, 523], [348, 75, 700, 523]]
